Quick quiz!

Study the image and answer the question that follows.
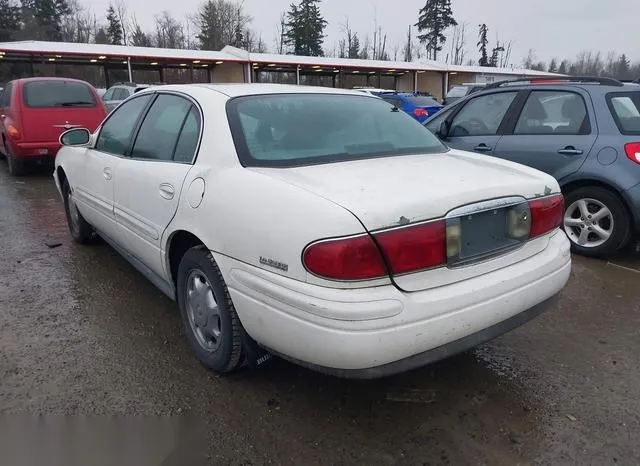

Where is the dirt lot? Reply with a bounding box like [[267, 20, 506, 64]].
[[1, 165, 639, 465]]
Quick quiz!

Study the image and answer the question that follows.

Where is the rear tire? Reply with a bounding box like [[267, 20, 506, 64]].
[[62, 179, 96, 244], [176, 246, 244, 374], [563, 186, 630, 257], [5, 144, 27, 176]]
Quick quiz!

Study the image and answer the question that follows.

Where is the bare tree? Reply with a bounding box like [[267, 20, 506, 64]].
[[449, 23, 466, 65], [154, 11, 186, 49], [499, 40, 512, 68], [404, 25, 413, 62], [114, 0, 129, 45], [274, 12, 286, 54]]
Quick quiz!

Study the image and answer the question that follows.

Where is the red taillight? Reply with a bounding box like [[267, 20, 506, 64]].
[[413, 108, 428, 117], [529, 194, 564, 238], [7, 124, 20, 140], [375, 221, 446, 274], [624, 142, 640, 165], [303, 234, 387, 280], [303, 220, 447, 280]]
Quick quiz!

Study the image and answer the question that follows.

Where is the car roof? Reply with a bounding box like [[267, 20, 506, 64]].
[[12, 77, 91, 85], [144, 83, 374, 98]]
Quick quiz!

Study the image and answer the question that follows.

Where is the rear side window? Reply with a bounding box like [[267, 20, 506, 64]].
[[607, 93, 640, 135], [514, 91, 590, 135], [23, 81, 97, 108], [130, 94, 192, 161], [0, 83, 12, 107]]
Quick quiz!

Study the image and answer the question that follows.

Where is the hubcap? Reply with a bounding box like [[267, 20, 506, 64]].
[[564, 198, 614, 248], [185, 270, 221, 352]]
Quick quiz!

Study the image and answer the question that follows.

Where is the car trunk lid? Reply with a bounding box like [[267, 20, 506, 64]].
[[254, 150, 560, 291]]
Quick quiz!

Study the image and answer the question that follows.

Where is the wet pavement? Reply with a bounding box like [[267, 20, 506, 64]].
[[0, 164, 639, 465]]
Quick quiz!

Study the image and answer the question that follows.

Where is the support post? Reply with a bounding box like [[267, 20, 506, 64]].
[[414, 71, 418, 92], [127, 57, 133, 82], [296, 65, 300, 85]]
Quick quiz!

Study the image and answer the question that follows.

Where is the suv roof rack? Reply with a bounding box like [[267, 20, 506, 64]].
[[484, 76, 624, 90]]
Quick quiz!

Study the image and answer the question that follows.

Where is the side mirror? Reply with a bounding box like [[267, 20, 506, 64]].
[[60, 128, 90, 146], [437, 121, 450, 139]]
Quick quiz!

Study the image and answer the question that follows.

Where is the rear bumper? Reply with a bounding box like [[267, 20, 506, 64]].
[[219, 231, 572, 378], [10, 141, 60, 159]]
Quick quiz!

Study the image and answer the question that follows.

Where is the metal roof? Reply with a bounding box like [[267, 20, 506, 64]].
[[0, 41, 559, 77], [0, 40, 240, 63], [221, 45, 448, 72]]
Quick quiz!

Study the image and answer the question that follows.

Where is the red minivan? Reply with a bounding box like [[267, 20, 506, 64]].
[[0, 77, 107, 175]]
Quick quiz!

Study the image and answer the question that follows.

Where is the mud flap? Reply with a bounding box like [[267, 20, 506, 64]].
[[240, 328, 274, 369]]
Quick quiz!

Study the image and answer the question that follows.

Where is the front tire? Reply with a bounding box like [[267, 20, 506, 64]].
[[563, 186, 630, 257], [62, 179, 96, 244], [176, 246, 244, 374]]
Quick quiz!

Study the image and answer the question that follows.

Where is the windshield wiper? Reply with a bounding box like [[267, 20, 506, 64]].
[[56, 101, 94, 107]]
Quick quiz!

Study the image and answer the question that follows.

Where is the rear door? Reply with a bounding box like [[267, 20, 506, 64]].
[[440, 90, 520, 155], [493, 89, 597, 179], [20, 80, 105, 142], [0, 82, 14, 153], [113, 92, 201, 278]]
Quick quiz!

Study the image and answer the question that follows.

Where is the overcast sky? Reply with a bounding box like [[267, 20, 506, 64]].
[[81, 0, 639, 66]]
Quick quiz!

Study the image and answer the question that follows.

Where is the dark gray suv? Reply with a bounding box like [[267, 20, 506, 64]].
[[424, 77, 640, 257]]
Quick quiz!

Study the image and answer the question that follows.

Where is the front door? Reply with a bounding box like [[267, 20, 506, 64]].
[[444, 90, 519, 155], [493, 90, 597, 179], [113, 93, 202, 279], [75, 92, 155, 237]]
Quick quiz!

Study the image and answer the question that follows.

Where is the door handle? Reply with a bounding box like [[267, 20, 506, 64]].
[[103, 167, 112, 180], [558, 146, 583, 156], [159, 183, 175, 200], [473, 144, 492, 152]]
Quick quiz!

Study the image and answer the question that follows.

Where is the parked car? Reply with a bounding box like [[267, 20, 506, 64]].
[[101, 82, 153, 113], [424, 76, 640, 257], [374, 91, 443, 123], [443, 83, 486, 106], [352, 87, 396, 96], [0, 77, 107, 176], [53, 84, 570, 378]]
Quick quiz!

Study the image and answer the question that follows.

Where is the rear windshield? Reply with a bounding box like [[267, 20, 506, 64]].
[[227, 93, 448, 167], [607, 92, 640, 134], [404, 95, 441, 107], [446, 86, 470, 98], [23, 81, 97, 108]]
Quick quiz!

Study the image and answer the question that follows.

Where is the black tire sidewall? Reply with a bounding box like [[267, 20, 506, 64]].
[[564, 187, 630, 257], [176, 247, 240, 373]]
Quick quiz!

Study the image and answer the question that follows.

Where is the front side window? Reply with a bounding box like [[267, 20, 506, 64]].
[[449, 91, 517, 136], [102, 88, 115, 101], [95, 94, 153, 156], [514, 91, 589, 135], [23, 80, 96, 108], [607, 92, 640, 135], [130, 94, 192, 161], [227, 93, 448, 167]]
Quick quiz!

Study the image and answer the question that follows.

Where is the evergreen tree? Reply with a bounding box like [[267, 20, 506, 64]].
[[415, 0, 457, 61], [284, 0, 327, 57], [558, 59, 568, 74], [616, 54, 631, 79], [94, 27, 109, 44], [131, 24, 152, 47], [348, 33, 360, 59], [0, 0, 21, 41], [548, 57, 558, 73], [21, 0, 71, 41], [477, 23, 489, 66], [106, 5, 122, 45]]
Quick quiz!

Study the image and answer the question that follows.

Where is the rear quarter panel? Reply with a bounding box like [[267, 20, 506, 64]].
[[163, 87, 388, 289]]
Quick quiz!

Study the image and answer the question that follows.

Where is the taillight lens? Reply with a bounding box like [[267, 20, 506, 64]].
[[303, 235, 387, 280], [413, 108, 428, 118], [529, 194, 564, 238], [375, 221, 446, 274], [7, 124, 20, 140], [624, 142, 640, 165], [303, 220, 447, 280]]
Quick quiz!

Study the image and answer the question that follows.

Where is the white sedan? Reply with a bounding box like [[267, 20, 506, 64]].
[[53, 84, 571, 378]]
